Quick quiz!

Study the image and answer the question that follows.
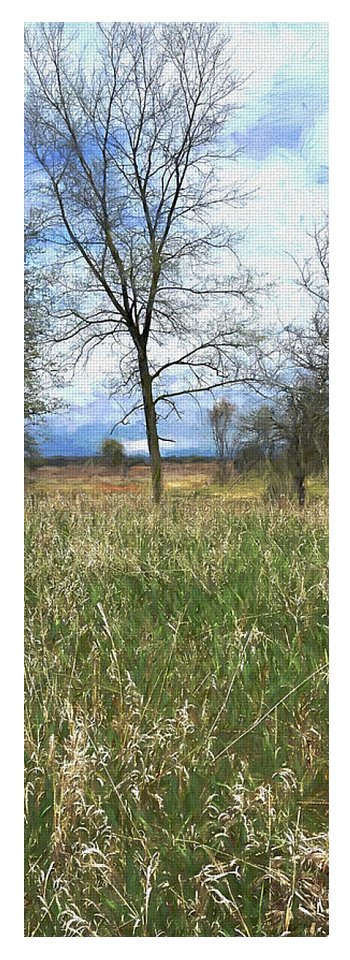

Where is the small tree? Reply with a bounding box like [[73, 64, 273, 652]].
[[101, 438, 125, 470], [239, 378, 327, 506], [209, 399, 236, 484]]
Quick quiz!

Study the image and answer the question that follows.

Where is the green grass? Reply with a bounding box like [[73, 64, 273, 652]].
[[25, 493, 328, 936]]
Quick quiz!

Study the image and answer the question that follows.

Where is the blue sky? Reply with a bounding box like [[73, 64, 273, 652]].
[[29, 21, 328, 458]]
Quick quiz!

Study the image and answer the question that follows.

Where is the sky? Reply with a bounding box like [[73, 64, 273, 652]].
[[28, 21, 328, 458]]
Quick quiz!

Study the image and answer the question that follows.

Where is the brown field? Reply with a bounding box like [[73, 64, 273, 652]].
[[27, 461, 328, 502], [27, 462, 269, 505], [28, 460, 216, 496]]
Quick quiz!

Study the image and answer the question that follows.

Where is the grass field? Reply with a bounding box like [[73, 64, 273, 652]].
[[25, 487, 328, 936], [28, 461, 328, 502]]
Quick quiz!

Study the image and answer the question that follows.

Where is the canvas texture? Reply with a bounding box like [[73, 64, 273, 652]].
[[24, 21, 329, 937]]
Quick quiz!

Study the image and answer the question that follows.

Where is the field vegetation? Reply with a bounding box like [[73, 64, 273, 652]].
[[28, 461, 328, 502], [25, 487, 328, 936], [24, 20, 329, 940]]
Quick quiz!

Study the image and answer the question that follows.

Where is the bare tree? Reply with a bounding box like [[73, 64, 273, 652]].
[[209, 398, 236, 483], [239, 382, 326, 506], [24, 210, 63, 466], [25, 22, 261, 502], [287, 217, 328, 393], [284, 218, 328, 503], [243, 218, 329, 505]]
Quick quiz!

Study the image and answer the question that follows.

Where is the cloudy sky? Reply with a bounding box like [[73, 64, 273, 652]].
[[30, 21, 328, 458]]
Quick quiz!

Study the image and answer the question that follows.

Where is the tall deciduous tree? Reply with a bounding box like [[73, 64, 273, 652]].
[[25, 22, 260, 502]]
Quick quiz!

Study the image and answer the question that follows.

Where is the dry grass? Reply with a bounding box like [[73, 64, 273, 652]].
[[27, 462, 328, 502], [25, 493, 328, 936]]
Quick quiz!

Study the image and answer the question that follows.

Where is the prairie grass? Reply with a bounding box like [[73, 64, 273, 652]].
[[26, 466, 329, 502], [25, 493, 328, 936]]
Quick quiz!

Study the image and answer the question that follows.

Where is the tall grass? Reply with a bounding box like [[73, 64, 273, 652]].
[[25, 494, 328, 936]]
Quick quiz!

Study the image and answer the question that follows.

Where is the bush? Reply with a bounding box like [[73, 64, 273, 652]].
[[100, 438, 125, 469]]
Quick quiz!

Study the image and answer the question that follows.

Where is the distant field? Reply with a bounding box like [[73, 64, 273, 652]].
[[25, 492, 328, 936], [28, 462, 328, 502]]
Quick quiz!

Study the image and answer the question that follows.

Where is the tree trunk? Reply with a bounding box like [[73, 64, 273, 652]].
[[295, 454, 305, 508], [297, 473, 306, 508], [138, 354, 163, 504], [294, 433, 305, 508]]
